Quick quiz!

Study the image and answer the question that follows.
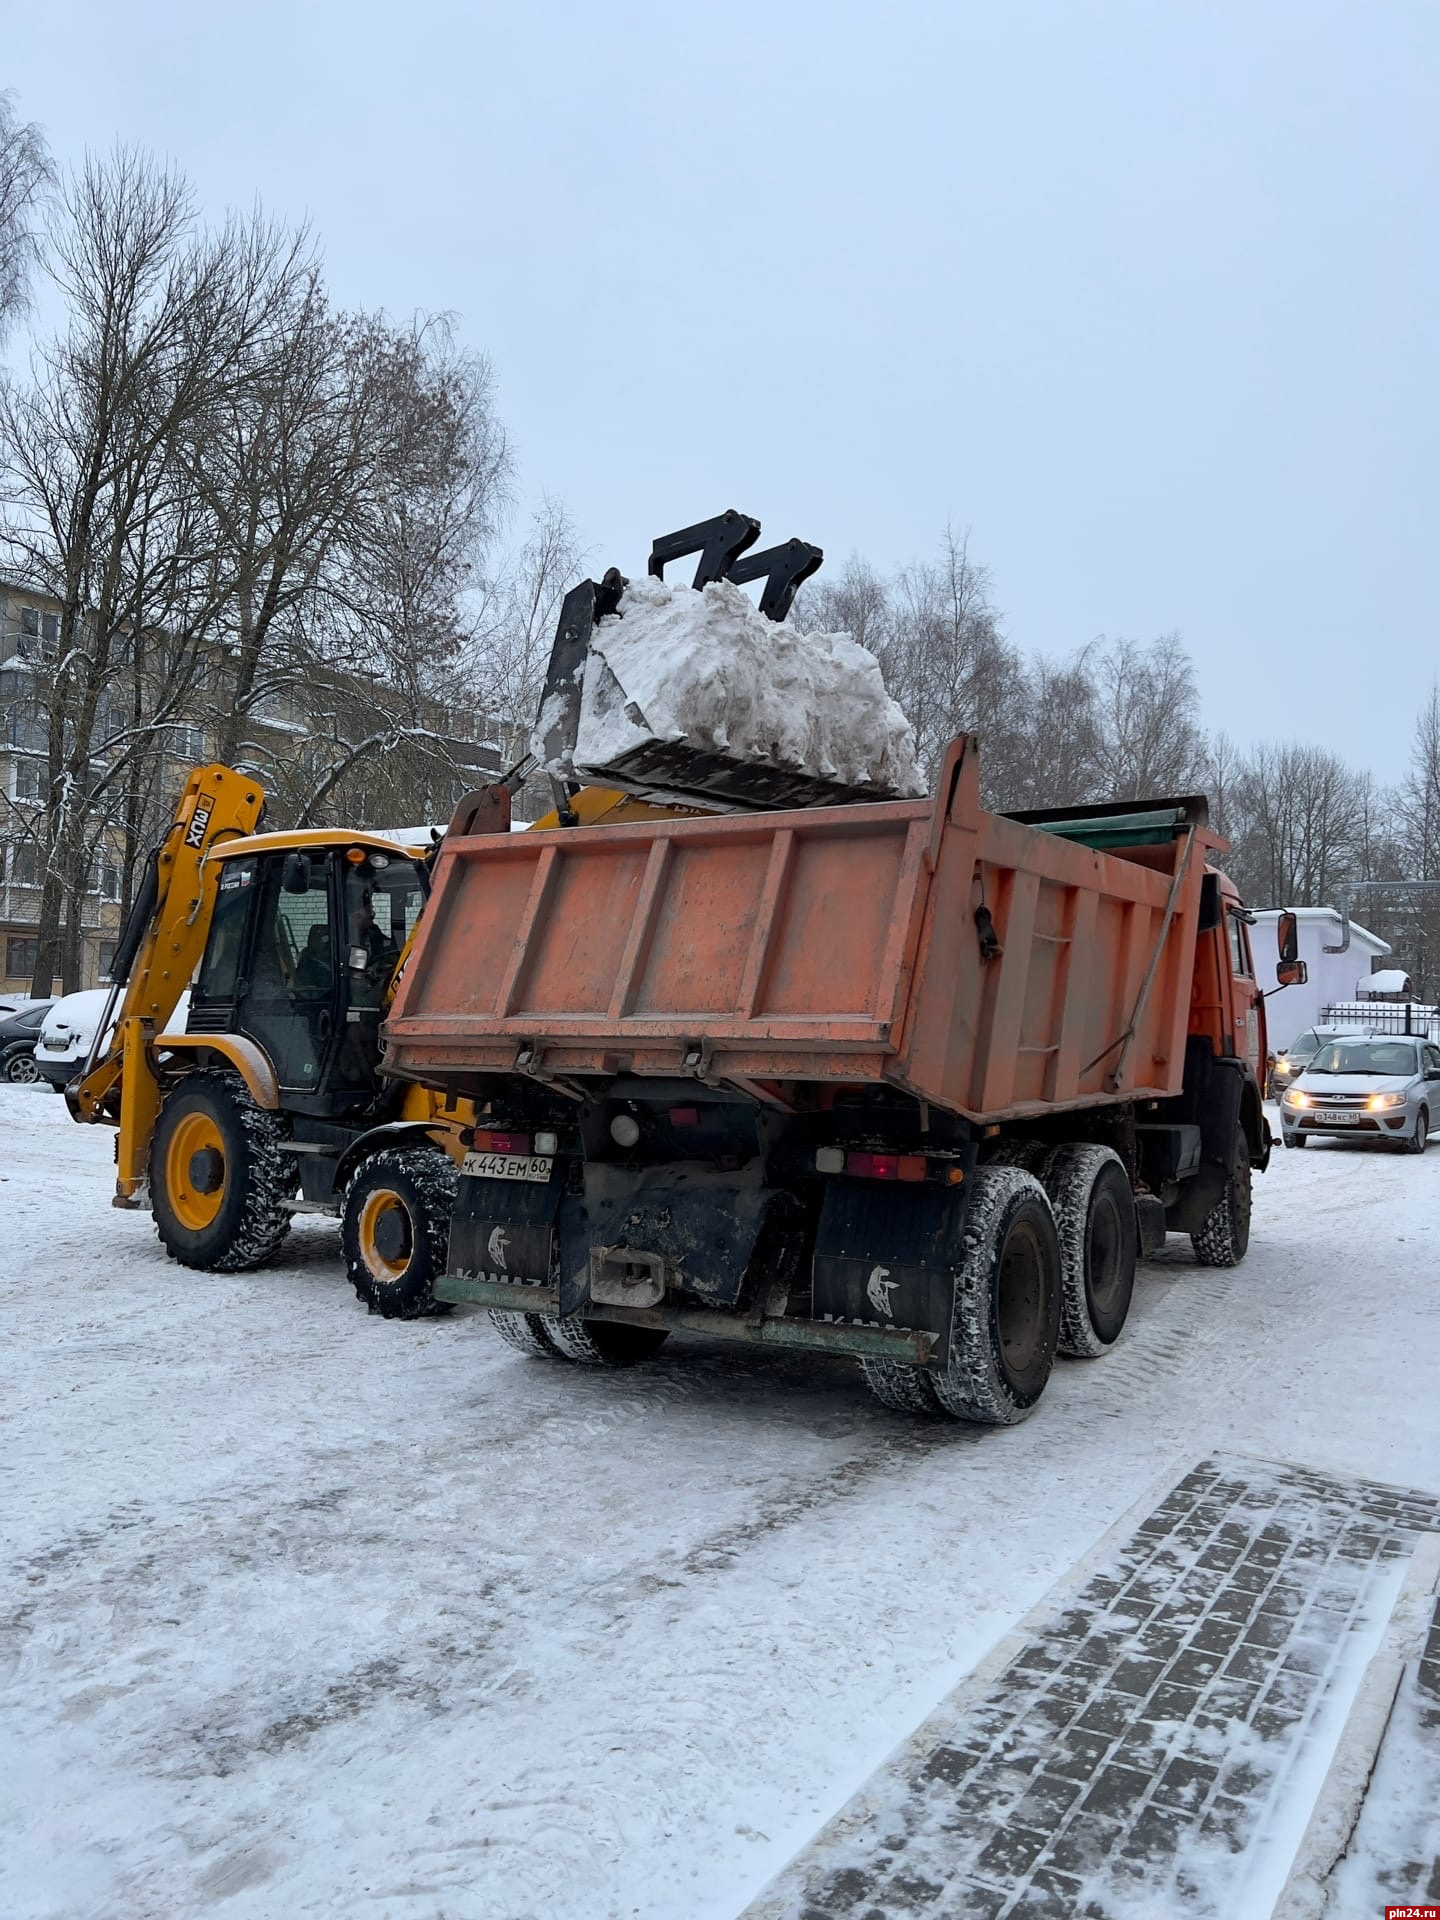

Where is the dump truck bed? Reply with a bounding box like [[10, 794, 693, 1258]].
[[384, 737, 1218, 1124]]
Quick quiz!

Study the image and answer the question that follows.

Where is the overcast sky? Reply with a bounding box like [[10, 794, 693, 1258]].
[[5, 1, 1436, 769]]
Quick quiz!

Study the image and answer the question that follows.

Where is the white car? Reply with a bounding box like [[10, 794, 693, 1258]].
[[34, 987, 190, 1092]]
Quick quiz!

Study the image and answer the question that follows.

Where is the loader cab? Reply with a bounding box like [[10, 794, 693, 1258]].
[[191, 838, 428, 1116]]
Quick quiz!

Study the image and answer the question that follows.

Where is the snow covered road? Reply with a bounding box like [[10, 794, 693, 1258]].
[[1, 1086, 1436, 1920]]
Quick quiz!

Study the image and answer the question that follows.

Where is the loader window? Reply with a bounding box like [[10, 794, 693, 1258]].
[[241, 857, 341, 1090], [329, 856, 425, 1094], [195, 860, 256, 1005]]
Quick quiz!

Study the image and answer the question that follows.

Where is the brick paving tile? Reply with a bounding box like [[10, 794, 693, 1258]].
[[743, 1454, 1439, 1920]]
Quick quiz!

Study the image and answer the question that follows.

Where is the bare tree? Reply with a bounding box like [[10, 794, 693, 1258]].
[[884, 528, 1026, 802], [1090, 634, 1205, 801], [0, 147, 306, 991], [0, 92, 51, 342], [468, 496, 585, 776], [200, 312, 512, 829]]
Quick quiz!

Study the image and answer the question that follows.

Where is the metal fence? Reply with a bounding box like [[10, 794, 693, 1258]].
[[1321, 1000, 1440, 1039]]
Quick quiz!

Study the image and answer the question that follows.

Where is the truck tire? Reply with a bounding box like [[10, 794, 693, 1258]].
[[858, 1357, 943, 1414], [1190, 1144, 1251, 1267], [930, 1167, 1061, 1425], [1405, 1105, 1430, 1155], [488, 1309, 565, 1359], [1040, 1144, 1137, 1358], [986, 1137, 1047, 1173], [342, 1146, 457, 1319], [151, 1071, 292, 1272], [539, 1315, 670, 1367]]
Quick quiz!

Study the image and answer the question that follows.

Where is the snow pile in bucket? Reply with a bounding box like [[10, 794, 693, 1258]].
[[539, 573, 925, 798]]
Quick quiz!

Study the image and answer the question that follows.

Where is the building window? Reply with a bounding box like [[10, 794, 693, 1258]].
[[11, 760, 44, 804], [6, 936, 39, 980], [6, 843, 40, 888], [170, 723, 206, 762], [19, 608, 60, 659], [98, 941, 118, 981], [89, 852, 122, 902]]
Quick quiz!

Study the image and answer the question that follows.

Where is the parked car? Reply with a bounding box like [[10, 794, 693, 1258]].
[[0, 1000, 55, 1083], [1280, 1035, 1440, 1152], [34, 987, 190, 1092], [1267, 1024, 1369, 1099]]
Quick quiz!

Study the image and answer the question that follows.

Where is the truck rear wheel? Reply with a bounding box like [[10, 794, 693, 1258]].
[[342, 1147, 457, 1319], [931, 1167, 1061, 1425], [539, 1315, 670, 1367], [858, 1357, 943, 1414], [1190, 1145, 1251, 1267], [1041, 1145, 1137, 1357], [151, 1071, 293, 1272], [488, 1309, 565, 1359]]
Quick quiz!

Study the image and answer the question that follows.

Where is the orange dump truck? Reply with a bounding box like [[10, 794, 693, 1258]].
[[382, 735, 1302, 1422]]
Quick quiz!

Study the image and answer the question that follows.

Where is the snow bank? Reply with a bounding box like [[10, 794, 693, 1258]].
[[538, 575, 925, 800]]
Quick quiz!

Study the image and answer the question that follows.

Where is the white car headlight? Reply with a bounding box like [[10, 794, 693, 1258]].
[[1367, 1091, 1406, 1111], [1282, 1089, 1308, 1108]]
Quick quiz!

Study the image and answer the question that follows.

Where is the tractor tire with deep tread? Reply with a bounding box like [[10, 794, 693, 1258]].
[[930, 1166, 1061, 1425], [151, 1071, 293, 1271], [1040, 1144, 1137, 1358], [858, 1357, 944, 1414], [1190, 1143, 1252, 1267], [342, 1146, 457, 1319], [539, 1314, 670, 1367], [488, 1309, 565, 1359]]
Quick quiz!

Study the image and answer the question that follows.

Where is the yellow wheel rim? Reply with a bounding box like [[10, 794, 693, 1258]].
[[359, 1189, 412, 1282], [165, 1111, 227, 1232]]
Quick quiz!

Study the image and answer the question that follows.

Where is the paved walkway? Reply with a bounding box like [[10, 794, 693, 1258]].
[[743, 1453, 1439, 1919]]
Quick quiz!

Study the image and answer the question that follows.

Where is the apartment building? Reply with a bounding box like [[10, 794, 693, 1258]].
[[0, 580, 504, 998]]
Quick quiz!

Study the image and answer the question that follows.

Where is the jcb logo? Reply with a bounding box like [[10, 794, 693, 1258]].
[[183, 800, 213, 851]]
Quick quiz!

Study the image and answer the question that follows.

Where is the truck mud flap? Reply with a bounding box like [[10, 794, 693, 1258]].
[[811, 1175, 976, 1366], [449, 1172, 562, 1293], [555, 1166, 793, 1318]]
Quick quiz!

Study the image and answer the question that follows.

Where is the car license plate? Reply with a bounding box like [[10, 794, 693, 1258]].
[[462, 1151, 554, 1182], [1313, 1109, 1360, 1125]]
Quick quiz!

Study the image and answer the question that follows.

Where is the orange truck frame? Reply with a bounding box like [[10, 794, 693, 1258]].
[[381, 735, 1304, 1424]]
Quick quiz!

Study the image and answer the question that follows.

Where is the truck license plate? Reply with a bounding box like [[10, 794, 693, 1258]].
[[1313, 1109, 1360, 1125], [462, 1151, 554, 1182]]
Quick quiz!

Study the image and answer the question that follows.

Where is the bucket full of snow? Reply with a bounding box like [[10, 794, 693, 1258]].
[[535, 574, 926, 811]]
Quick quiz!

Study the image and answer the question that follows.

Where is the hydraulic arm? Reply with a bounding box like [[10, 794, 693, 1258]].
[[68, 763, 266, 1200]]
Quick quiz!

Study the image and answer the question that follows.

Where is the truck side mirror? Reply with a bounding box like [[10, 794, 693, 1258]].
[[1197, 873, 1222, 934], [1276, 958, 1307, 988], [281, 851, 312, 895], [1277, 909, 1299, 965]]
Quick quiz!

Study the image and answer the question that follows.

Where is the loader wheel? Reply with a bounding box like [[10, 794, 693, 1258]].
[[488, 1309, 565, 1359], [539, 1314, 670, 1367], [930, 1166, 1060, 1425], [1190, 1143, 1252, 1267], [342, 1147, 457, 1319], [151, 1072, 292, 1272], [1040, 1144, 1137, 1358]]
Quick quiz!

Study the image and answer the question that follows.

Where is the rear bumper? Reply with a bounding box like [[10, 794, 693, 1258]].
[[33, 1057, 79, 1091], [437, 1272, 939, 1365]]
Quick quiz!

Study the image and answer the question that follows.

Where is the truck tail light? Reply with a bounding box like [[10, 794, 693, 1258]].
[[473, 1129, 531, 1155], [669, 1107, 700, 1126], [844, 1151, 928, 1182]]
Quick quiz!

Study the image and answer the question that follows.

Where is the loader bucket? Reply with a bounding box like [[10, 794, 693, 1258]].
[[528, 511, 917, 816]]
